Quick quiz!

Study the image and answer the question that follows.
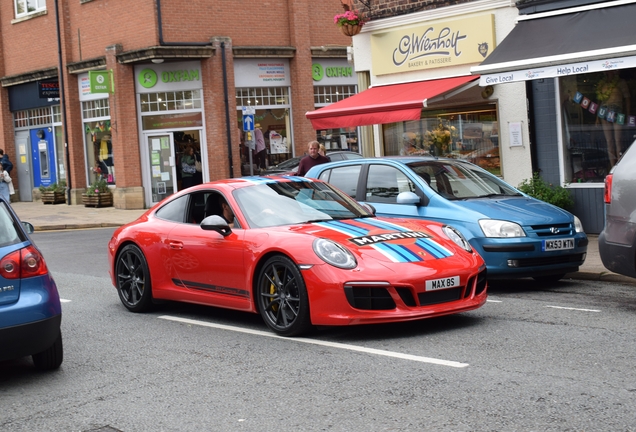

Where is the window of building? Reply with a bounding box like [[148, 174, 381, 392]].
[[559, 69, 636, 184], [236, 87, 292, 172], [140, 90, 202, 113], [82, 98, 113, 186], [382, 104, 500, 175], [15, 0, 46, 18], [13, 106, 55, 128], [313, 85, 360, 154]]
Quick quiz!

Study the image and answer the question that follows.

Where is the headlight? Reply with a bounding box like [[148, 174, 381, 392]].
[[313, 238, 357, 269], [574, 216, 584, 233], [479, 219, 526, 238], [443, 225, 472, 252]]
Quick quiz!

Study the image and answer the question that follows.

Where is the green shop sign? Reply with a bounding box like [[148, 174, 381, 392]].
[[138, 68, 200, 89], [312, 63, 353, 82]]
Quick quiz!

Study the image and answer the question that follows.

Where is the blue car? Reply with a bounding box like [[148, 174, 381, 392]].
[[306, 156, 588, 282], [0, 198, 63, 370]]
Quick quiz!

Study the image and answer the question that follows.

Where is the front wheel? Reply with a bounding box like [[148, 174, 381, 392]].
[[116, 244, 153, 312], [256, 255, 312, 337]]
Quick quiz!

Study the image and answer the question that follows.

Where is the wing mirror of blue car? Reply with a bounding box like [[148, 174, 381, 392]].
[[396, 191, 420, 205], [21, 221, 35, 234], [200, 215, 232, 237], [360, 203, 376, 215]]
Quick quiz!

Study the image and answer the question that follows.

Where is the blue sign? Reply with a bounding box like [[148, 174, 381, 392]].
[[243, 114, 254, 131]]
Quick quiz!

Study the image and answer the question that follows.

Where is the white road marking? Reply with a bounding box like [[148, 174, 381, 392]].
[[546, 305, 600, 312], [158, 315, 469, 368], [486, 299, 502, 303], [60, 299, 71, 303]]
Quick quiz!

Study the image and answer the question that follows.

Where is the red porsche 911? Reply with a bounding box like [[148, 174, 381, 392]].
[[108, 176, 487, 336]]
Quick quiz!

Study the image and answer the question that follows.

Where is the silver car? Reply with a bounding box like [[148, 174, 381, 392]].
[[599, 141, 636, 278]]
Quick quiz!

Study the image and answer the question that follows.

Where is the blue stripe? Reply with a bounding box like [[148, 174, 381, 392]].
[[387, 243, 423, 262], [375, 243, 408, 262], [416, 238, 452, 258], [327, 220, 370, 236], [355, 218, 409, 232]]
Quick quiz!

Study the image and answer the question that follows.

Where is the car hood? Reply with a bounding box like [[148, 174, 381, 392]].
[[457, 196, 572, 225], [272, 217, 464, 264]]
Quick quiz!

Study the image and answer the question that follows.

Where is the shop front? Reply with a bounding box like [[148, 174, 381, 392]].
[[471, 0, 636, 232], [306, 2, 525, 182], [9, 80, 63, 202], [234, 59, 293, 174], [134, 61, 207, 206], [312, 58, 360, 154]]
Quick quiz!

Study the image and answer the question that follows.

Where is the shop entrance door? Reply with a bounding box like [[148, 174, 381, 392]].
[[15, 130, 33, 202], [146, 133, 177, 204]]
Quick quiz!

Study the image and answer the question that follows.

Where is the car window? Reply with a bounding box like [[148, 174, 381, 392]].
[[365, 165, 415, 203], [323, 165, 361, 198], [234, 180, 372, 228], [408, 161, 519, 199], [0, 202, 22, 247], [343, 152, 363, 159], [155, 195, 188, 223]]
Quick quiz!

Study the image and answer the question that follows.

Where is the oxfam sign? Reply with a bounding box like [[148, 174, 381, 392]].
[[311, 61, 356, 85], [136, 63, 203, 92]]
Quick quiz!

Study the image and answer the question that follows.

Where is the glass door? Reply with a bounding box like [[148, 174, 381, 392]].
[[146, 133, 177, 204]]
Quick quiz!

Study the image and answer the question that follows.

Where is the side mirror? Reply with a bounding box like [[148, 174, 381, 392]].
[[200, 215, 231, 237], [21, 221, 34, 234], [396, 191, 420, 205], [361, 203, 376, 215]]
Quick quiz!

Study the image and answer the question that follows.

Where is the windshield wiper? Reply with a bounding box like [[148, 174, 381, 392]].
[[476, 193, 522, 198]]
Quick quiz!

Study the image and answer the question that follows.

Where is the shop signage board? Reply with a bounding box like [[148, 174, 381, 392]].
[[134, 61, 203, 93], [89, 71, 111, 94], [311, 59, 357, 85], [478, 54, 636, 86], [371, 14, 496, 76]]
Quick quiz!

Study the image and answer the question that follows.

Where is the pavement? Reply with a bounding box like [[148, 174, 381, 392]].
[[9, 200, 636, 286]]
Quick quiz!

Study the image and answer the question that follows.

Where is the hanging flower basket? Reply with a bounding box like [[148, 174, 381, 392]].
[[340, 23, 362, 37], [334, 9, 366, 37]]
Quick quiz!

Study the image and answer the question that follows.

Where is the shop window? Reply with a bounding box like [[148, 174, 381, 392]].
[[13, 107, 55, 128], [82, 99, 110, 119], [236, 87, 289, 107], [140, 90, 202, 113], [14, 0, 45, 18], [382, 104, 500, 175], [313, 85, 360, 155], [85, 120, 114, 186], [559, 70, 636, 184]]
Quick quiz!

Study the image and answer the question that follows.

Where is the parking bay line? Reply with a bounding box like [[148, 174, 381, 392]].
[[158, 315, 469, 368]]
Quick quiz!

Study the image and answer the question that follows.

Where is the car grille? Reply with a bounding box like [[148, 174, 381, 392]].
[[529, 223, 574, 237], [515, 253, 585, 267], [344, 269, 487, 311]]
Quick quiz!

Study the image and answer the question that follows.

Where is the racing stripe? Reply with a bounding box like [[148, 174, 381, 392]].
[[378, 243, 423, 262], [416, 238, 453, 258], [316, 220, 369, 236]]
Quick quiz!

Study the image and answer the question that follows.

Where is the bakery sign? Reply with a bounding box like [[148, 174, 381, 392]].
[[371, 14, 496, 76]]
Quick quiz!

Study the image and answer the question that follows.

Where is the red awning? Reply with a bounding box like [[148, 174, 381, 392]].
[[306, 75, 479, 130]]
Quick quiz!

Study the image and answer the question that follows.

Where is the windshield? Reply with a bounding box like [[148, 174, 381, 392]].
[[408, 161, 521, 199], [273, 157, 300, 170], [234, 180, 373, 228]]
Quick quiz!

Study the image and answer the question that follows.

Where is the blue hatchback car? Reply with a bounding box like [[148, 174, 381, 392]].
[[0, 198, 63, 370], [306, 156, 588, 282]]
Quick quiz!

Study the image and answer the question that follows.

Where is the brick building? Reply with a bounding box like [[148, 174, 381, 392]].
[[1, 0, 354, 208]]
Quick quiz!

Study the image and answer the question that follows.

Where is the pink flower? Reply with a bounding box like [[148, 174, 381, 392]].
[[334, 10, 366, 27]]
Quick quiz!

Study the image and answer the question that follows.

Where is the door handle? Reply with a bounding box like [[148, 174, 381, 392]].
[[169, 241, 183, 250]]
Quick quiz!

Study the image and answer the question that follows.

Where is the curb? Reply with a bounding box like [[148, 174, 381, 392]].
[[33, 223, 123, 231], [565, 271, 636, 285]]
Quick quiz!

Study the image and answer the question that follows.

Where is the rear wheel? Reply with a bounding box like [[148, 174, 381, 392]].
[[116, 244, 153, 312], [533, 273, 566, 284], [32, 331, 63, 370], [256, 255, 312, 337]]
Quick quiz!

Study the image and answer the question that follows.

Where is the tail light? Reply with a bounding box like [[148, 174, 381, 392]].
[[0, 245, 49, 279], [604, 174, 613, 204]]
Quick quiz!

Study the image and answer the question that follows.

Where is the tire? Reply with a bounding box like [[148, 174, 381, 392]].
[[116, 244, 153, 312], [32, 331, 63, 371], [256, 255, 312, 337], [533, 273, 566, 284]]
